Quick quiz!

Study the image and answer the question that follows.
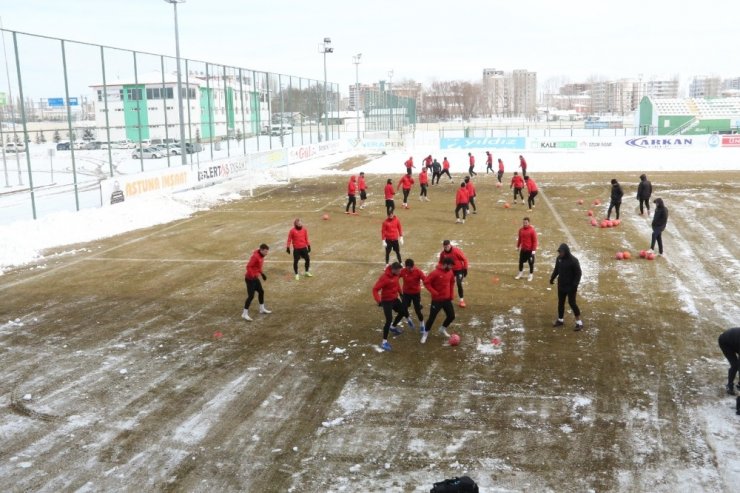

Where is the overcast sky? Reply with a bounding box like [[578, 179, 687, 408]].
[[1, 0, 739, 96]]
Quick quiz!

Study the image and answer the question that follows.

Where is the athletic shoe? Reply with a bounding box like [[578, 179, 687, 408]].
[[438, 327, 450, 338], [461, 219, 465, 224], [513, 200, 517, 204], [553, 319, 564, 327], [304, 271, 313, 277], [419, 196, 423, 201], [420, 331, 429, 344], [295, 274, 300, 280], [241, 309, 252, 321], [259, 305, 272, 314], [515, 271, 524, 280], [381, 341, 392, 351], [344, 211, 350, 214], [406, 318, 416, 330], [390, 326, 403, 336], [574, 321, 584, 331], [419, 323, 426, 334], [726, 384, 736, 395], [527, 273, 533, 282], [425, 197, 430, 202], [472, 210, 477, 214], [360, 205, 365, 209], [350, 212, 359, 216], [527, 209, 532, 212], [456, 218, 462, 223], [458, 300, 466, 308]]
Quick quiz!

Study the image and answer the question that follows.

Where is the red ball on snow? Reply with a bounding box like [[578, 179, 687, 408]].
[[606, 220, 614, 228], [577, 199, 584, 205], [623, 251, 632, 260], [614, 219, 621, 226], [600, 220, 609, 228], [639, 250, 647, 258], [647, 253, 656, 260], [322, 213, 330, 220], [496, 182, 502, 188], [503, 202, 511, 209], [593, 199, 601, 206], [590, 218, 598, 226], [615, 252, 624, 260], [587, 210, 594, 217], [449, 334, 461, 346]]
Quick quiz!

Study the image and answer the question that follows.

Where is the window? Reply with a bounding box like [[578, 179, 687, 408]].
[[164, 87, 174, 99], [146, 88, 159, 100], [126, 88, 143, 101]]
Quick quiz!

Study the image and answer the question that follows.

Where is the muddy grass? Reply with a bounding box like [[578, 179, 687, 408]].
[[1, 171, 739, 492]]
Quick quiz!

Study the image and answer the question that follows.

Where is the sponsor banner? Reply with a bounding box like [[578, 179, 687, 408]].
[[440, 137, 525, 150], [251, 149, 288, 169], [287, 140, 345, 164], [196, 155, 249, 183], [360, 138, 404, 149], [529, 139, 579, 150], [100, 167, 197, 206], [721, 135, 740, 147], [624, 136, 700, 149]]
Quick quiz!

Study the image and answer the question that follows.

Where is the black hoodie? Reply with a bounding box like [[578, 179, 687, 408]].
[[550, 243, 582, 292], [610, 180, 624, 203], [637, 174, 652, 200], [652, 198, 668, 231]]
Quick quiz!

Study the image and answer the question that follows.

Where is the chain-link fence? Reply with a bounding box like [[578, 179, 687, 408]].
[[0, 29, 341, 222]]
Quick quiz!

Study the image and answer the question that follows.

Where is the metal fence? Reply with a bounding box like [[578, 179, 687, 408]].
[[0, 29, 342, 222]]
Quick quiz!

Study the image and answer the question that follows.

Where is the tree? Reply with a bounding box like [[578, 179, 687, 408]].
[[83, 128, 94, 141], [35, 132, 41, 144], [53, 130, 61, 143], [13, 133, 20, 144], [67, 130, 76, 141], [40, 131, 46, 143], [195, 128, 201, 144], [235, 128, 243, 142]]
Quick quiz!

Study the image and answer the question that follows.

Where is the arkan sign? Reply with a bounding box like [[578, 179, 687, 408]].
[[625, 137, 694, 149]]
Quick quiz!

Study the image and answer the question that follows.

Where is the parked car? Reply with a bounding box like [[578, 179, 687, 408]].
[[153, 144, 178, 156], [56, 142, 71, 151], [83, 141, 102, 150], [5, 142, 26, 153], [72, 141, 85, 150], [132, 147, 164, 159]]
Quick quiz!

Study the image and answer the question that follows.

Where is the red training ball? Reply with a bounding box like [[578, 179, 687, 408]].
[[593, 199, 601, 206], [590, 218, 598, 227], [577, 199, 584, 205], [449, 334, 461, 346], [639, 250, 647, 258], [615, 251, 624, 260], [647, 253, 656, 260], [503, 202, 511, 209], [587, 210, 594, 217], [600, 220, 608, 228], [623, 251, 632, 260], [322, 213, 330, 220]]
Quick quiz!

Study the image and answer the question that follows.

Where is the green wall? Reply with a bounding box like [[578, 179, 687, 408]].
[[250, 92, 260, 135], [657, 115, 694, 135], [123, 84, 149, 141], [226, 87, 235, 131], [638, 97, 652, 135], [199, 87, 214, 140], [687, 119, 731, 135]]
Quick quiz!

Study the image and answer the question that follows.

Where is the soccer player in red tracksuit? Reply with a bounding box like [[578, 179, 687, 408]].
[[497, 158, 504, 183], [404, 156, 415, 172], [345, 175, 358, 214], [397, 171, 414, 208], [455, 182, 469, 223], [464, 176, 477, 214], [510, 171, 525, 204], [524, 175, 538, 210], [519, 155, 528, 177], [485, 151, 493, 173], [384, 178, 395, 215], [439, 239, 469, 307], [381, 211, 403, 265], [441, 157, 453, 181], [400, 258, 427, 332], [421, 257, 456, 344], [286, 218, 312, 280], [515, 217, 538, 282], [372, 261, 407, 351], [467, 152, 477, 177], [423, 154, 433, 172], [242, 243, 272, 321], [358, 171, 368, 209], [419, 167, 430, 201]]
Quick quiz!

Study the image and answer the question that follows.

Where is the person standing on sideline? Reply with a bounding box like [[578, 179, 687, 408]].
[[431, 158, 442, 185], [519, 155, 528, 177], [381, 211, 403, 265], [372, 261, 407, 351], [510, 171, 524, 204], [524, 175, 539, 211], [485, 151, 493, 173], [607, 178, 624, 220], [404, 156, 415, 172], [439, 239, 469, 308], [550, 243, 583, 330], [467, 152, 477, 177], [400, 258, 427, 333], [345, 175, 358, 215], [636, 173, 652, 216], [423, 154, 433, 173], [419, 167, 430, 201], [515, 217, 538, 281], [421, 257, 456, 344], [242, 243, 272, 321], [455, 182, 470, 224], [464, 176, 477, 214], [497, 158, 505, 184], [384, 178, 395, 215], [397, 170, 415, 209], [650, 198, 668, 256], [441, 157, 453, 181], [718, 327, 740, 395], [358, 171, 368, 209], [286, 218, 312, 280]]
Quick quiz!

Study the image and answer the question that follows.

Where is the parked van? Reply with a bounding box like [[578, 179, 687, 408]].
[[5, 142, 26, 153]]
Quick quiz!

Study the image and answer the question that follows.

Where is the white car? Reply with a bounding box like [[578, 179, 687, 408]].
[[153, 144, 179, 155], [132, 147, 163, 159], [4, 142, 26, 153]]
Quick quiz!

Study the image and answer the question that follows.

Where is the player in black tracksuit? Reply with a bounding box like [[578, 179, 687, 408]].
[[607, 179, 624, 220], [636, 174, 652, 215], [550, 243, 583, 330], [650, 198, 668, 255], [718, 327, 740, 395]]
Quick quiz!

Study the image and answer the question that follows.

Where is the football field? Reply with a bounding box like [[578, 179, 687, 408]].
[[1, 164, 739, 491]]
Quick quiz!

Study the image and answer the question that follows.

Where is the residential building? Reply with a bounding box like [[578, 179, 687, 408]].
[[689, 76, 722, 98]]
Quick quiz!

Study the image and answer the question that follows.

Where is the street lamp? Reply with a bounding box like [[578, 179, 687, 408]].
[[352, 53, 361, 141], [163, 0, 188, 166], [319, 37, 333, 142]]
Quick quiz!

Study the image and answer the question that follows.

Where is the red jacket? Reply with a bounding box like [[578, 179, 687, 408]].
[[486, 154, 493, 166], [443, 158, 450, 170], [358, 175, 367, 191], [517, 225, 538, 251], [438, 246, 468, 271], [404, 157, 414, 169], [384, 183, 395, 200], [511, 175, 524, 189], [465, 181, 476, 198], [400, 266, 426, 295], [397, 174, 414, 191], [425, 266, 455, 302], [469, 155, 475, 166], [347, 176, 357, 195], [419, 170, 429, 185], [245, 249, 265, 280], [381, 216, 403, 240], [519, 156, 527, 171], [424, 156, 433, 167], [526, 178, 538, 194], [498, 159, 504, 172], [286, 227, 309, 249], [456, 187, 470, 205], [372, 270, 401, 302]]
